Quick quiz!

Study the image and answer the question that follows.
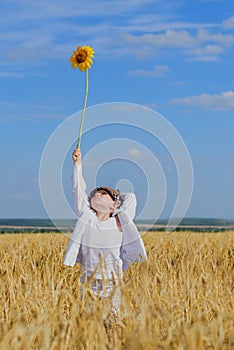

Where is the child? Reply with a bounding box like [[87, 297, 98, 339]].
[[63, 148, 147, 312]]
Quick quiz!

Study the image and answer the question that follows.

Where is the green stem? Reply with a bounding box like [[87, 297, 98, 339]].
[[77, 68, 88, 149]]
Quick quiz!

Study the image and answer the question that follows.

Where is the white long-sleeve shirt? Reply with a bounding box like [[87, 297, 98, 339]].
[[63, 163, 147, 279], [81, 215, 123, 279]]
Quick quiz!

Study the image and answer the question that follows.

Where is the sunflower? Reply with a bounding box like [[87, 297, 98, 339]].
[[69, 44, 95, 149], [69, 45, 95, 71]]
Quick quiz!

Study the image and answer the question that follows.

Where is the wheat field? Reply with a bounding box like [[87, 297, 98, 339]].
[[0, 231, 233, 350]]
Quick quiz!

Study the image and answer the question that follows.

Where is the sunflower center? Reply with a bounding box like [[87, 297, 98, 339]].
[[76, 48, 87, 64]]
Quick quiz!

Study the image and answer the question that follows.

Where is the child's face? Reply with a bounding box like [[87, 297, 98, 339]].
[[90, 190, 118, 214]]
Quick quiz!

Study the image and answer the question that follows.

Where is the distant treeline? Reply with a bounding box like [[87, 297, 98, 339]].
[[0, 218, 234, 233], [0, 219, 76, 227], [136, 217, 234, 226]]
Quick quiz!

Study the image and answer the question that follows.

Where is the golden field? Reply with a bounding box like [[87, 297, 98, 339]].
[[0, 231, 233, 350]]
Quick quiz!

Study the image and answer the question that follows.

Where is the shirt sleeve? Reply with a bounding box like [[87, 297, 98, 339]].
[[72, 163, 89, 217], [114, 193, 136, 221]]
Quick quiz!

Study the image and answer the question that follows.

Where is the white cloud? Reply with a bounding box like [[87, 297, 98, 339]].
[[169, 91, 234, 111], [127, 148, 144, 158], [0, 0, 234, 66], [120, 28, 234, 61], [0, 71, 23, 78], [116, 17, 234, 60], [0, 0, 153, 22], [222, 16, 234, 30], [122, 30, 197, 50], [185, 44, 225, 62], [145, 103, 159, 109], [129, 64, 170, 77], [171, 81, 187, 86], [0, 100, 68, 124], [126, 13, 215, 33], [197, 29, 234, 47]]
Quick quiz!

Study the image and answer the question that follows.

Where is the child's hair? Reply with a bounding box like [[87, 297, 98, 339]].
[[88, 187, 123, 211]]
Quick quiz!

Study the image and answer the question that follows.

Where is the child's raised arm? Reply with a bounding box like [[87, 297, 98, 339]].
[[72, 149, 89, 217]]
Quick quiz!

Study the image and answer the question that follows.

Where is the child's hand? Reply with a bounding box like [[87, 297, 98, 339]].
[[72, 148, 81, 164]]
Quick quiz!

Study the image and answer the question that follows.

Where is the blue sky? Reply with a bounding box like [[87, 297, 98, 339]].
[[1, 0, 234, 220]]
